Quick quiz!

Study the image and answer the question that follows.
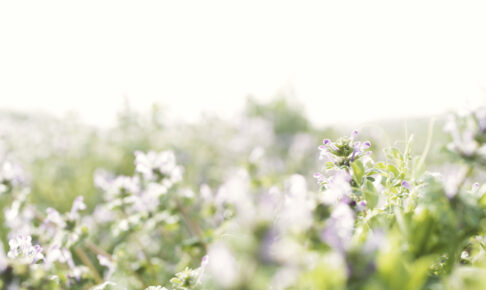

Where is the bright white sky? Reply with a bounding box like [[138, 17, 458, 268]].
[[1, 1, 486, 127]]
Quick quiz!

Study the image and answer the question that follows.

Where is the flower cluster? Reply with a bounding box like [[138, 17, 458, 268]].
[[318, 130, 372, 167], [7, 235, 44, 264]]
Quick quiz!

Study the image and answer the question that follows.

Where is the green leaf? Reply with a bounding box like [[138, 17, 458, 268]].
[[387, 164, 400, 178], [364, 180, 378, 208], [375, 162, 386, 170], [351, 160, 365, 185]]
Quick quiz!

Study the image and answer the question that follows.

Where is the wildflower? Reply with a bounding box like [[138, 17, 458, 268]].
[[313, 172, 327, 184], [318, 145, 337, 163], [280, 174, 312, 231], [321, 203, 355, 252], [201, 255, 209, 266], [356, 200, 367, 211], [350, 141, 372, 161], [134, 150, 183, 184], [321, 169, 352, 205], [401, 180, 412, 191], [323, 139, 339, 151], [0, 161, 25, 189], [98, 254, 115, 279], [104, 176, 140, 200], [7, 234, 44, 264], [319, 131, 372, 166], [69, 196, 86, 220], [45, 207, 66, 228], [350, 129, 359, 141], [196, 255, 210, 284], [208, 243, 239, 288], [45, 245, 73, 267]]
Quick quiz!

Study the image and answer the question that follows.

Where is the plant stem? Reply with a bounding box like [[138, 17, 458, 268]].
[[74, 246, 103, 284]]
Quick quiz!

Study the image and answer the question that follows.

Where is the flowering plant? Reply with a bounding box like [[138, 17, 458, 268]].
[[2, 104, 486, 289]]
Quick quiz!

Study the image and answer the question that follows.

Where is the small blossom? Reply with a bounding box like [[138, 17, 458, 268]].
[[7, 235, 44, 264], [351, 141, 372, 161], [69, 196, 86, 220], [201, 255, 209, 266], [472, 182, 480, 191], [106, 176, 140, 199], [401, 180, 412, 190], [313, 172, 327, 184], [45, 208, 66, 228], [362, 141, 371, 149], [356, 200, 367, 211], [322, 139, 338, 151], [321, 169, 352, 205], [135, 150, 183, 183], [0, 161, 26, 188], [350, 129, 359, 141], [98, 254, 115, 279]]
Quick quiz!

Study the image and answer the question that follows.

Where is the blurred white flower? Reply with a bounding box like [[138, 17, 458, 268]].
[[321, 203, 355, 252], [134, 150, 183, 184], [321, 169, 352, 205], [69, 196, 87, 220], [98, 254, 115, 279], [7, 234, 44, 264], [0, 161, 26, 188], [208, 243, 239, 288], [280, 175, 312, 232]]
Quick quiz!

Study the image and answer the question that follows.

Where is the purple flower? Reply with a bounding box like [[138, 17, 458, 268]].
[[356, 200, 367, 211], [318, 144, 337, 163], [201, 255, 209, 266], [322, 139, 338, 151], [350, 141, 372, 161], [401, 180, 412, 190], [473, 182, 480, 191], [362, 141, 371, 149]]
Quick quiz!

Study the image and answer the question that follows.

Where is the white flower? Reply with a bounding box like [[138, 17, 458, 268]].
[[45, 207, 66, 228], [321, 203, 355, 252], [0, 161, 25, 188], [279, 175, 312, 231], [208, 243, 239, 288], [105, 176, 140, 200], [98, 254, 115, 279], [7, 234, 44, 264], [321, 169, 352, 205], [135, 150, 183, 184], [69, 196, 87, 220]]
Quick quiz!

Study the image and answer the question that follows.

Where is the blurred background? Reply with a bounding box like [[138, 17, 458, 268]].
[[1, 0, 486, 211]]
